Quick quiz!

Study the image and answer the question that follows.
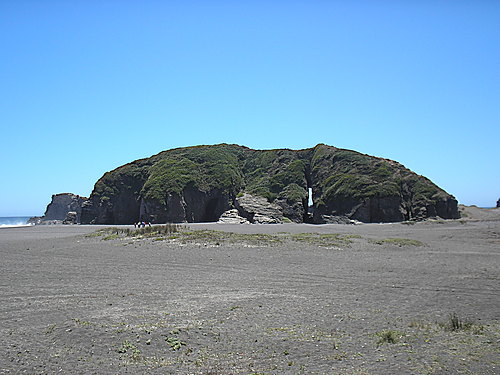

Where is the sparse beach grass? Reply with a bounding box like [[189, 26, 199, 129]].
[[91, 223, 180, 238], [87, 225, 368, 248], [87, 225, 432, 250], [375, 329, 404, 345], [370, 237, 424, 247], [438, 313, 484, 334], [290, 233, 361, 247], [56, 308, 498, 374]]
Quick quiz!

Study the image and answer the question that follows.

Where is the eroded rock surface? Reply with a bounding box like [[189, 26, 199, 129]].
[[63, 211, 78, 224], [235, 193, 283, 224], [218, 209, 250, 224]]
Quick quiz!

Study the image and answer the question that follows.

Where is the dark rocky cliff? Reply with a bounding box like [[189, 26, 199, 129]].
[[30, 193, 88, 224], [81, 144, 459, 224], [44, 193, 87, 221]]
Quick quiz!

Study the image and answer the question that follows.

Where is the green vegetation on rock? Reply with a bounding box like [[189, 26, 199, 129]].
[[313, 147, 402, 199], [93, 162, 150, 203], [309, 144, 456, 221], [243, 149, 307, 202], [142, 145, 245, 204], [277, 183, 307, 203]]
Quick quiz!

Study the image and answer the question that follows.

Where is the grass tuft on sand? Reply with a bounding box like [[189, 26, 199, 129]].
[[371, 238, 424, 247], [438, 313, 484, 334], [375, 329, 404, 345]]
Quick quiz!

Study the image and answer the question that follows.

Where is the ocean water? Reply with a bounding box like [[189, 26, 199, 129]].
[[0, 216, 33, 228]]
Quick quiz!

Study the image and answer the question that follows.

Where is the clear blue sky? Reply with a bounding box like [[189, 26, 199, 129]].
[[1, 0, 499, 216]]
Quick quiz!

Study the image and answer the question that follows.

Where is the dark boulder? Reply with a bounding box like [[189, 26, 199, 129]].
[[63, 211, 78, 224], [27, 216, 43, 225]]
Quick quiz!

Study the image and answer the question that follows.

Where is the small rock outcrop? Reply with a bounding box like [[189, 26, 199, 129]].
[[63, 211, 78, 224], [218, 209, 250, 224], [497, 199, 500, 208], [234, 193, 283, 224], [27, 216, 43, 225], [32, 193, 87, 224], [44, 193, 87, 221], [315, 215, 355, 224]]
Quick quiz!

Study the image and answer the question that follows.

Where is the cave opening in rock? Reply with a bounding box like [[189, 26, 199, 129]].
[[202, 198, 220, 222]]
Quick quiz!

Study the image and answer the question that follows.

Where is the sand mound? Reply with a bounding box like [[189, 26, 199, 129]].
[[459, 204, 500, 221]]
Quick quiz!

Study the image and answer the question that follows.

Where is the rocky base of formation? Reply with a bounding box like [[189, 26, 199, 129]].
[[63, 211, 78, 224], [219, 194, 361, 225], [217, 209, 249, 224], [30, 193, 87, 225]]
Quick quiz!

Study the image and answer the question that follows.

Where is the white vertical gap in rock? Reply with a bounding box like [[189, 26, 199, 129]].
[[308, 187, 313, 207]]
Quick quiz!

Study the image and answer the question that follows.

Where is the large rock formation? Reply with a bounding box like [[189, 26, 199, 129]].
[[31, 193, 88, 224], [44, 193, 87, 221], [81, 144, 459, 224]]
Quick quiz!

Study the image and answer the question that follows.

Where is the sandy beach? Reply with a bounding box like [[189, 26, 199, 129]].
[[0, 215, 499, 374]]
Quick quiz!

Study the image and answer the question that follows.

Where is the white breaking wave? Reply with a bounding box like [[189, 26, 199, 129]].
[[0, 217, 32, 228], [0, 224, 33, 228]]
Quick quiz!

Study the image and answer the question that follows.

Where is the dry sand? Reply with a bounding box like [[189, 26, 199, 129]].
[[0, 212, 499, 374]]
